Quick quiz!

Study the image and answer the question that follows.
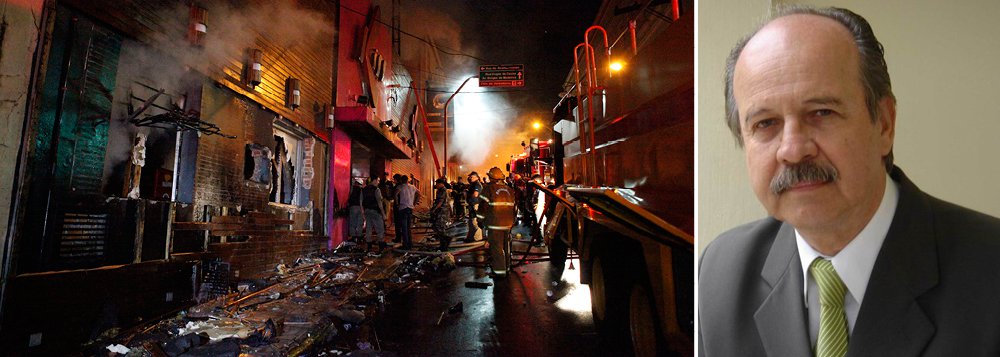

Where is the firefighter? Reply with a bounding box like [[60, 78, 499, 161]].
[[524, 174, 544, 245], [451, 177, 467, 219], [480, 167, 516, 278], [465, 172, 484, 242], [431, 178, 453, 250]]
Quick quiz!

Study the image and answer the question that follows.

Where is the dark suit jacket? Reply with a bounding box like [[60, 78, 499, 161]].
[[699, 168, 1000, 356]]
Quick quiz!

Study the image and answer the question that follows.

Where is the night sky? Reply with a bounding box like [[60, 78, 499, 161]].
[[405, 0, 601, 109], [395, 0, 603, 171]]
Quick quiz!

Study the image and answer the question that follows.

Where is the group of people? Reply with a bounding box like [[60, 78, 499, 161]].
[[441, 168, 546, 278], [347, 168, 546, 279], [346, 173, 421, 252]]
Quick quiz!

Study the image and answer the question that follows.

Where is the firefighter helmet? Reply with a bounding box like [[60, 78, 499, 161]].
[[487, 167, 505, 180]]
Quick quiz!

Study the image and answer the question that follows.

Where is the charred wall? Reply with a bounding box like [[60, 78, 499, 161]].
[[50, 0, 337, 257], [192, 82, 328, 279], [2, 0, 338, 351], [61, 0, 338, 141], [193, 85, 272, 213]]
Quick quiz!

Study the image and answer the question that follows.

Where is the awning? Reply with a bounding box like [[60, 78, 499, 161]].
[[334, 106, 412, 159]]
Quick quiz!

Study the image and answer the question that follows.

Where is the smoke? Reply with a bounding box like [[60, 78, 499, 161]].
[[451, 78, 512, 167], [104, 39, 182, 189], [393, 2, 476, 73], [385, 1, 529, 170], [107, 2, 336, 94], [102, 1, 336, 191], [194, 1, 335, 74]]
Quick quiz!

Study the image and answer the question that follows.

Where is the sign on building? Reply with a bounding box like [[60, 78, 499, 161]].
[[479, 64, 524, 87]]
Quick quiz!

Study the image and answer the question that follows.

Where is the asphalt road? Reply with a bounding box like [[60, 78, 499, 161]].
[[372, 247, 601, 356]]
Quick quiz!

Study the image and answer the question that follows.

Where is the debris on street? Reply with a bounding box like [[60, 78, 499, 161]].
[[92, 224, 479, 356]]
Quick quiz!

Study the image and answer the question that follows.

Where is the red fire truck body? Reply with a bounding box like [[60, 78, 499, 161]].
[[543, 1, 693, 355]]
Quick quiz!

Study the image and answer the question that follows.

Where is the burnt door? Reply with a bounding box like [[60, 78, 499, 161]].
[[21, 6, 122, 271]]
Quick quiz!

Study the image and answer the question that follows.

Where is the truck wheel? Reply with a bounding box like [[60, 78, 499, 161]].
[[590, 255, 632, 352], [630, 281, 663, 357], [590, 256, 609, 325]]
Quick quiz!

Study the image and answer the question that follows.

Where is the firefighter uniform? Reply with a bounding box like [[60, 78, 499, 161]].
[[431, 178, 453, 250], [481, 167, 516, 277], [466, 173, 484, 242]]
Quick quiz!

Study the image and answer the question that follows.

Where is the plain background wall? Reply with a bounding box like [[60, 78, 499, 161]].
[[0, 0, 45, 271], [698, 0, 1000, 253]]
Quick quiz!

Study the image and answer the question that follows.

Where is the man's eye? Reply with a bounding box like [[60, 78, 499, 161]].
[[753, 119, 776, 130], [814, 109, 834, 117]]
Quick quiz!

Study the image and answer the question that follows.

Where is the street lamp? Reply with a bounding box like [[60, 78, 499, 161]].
[[610, 61, 624, 72], [443, 75, 478, 179]]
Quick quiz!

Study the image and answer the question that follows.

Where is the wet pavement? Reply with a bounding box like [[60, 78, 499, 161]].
[[373, 252, 601, 357]]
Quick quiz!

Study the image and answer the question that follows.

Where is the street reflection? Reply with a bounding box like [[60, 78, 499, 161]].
[[551, 259, 592, 316]]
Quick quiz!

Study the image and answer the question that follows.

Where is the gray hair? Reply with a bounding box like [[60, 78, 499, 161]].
[[724, 5, 895, 171]]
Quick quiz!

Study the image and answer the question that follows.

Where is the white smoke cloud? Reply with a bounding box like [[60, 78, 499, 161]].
[[451, 78, 511, 167], [102, 2, 336, 190]]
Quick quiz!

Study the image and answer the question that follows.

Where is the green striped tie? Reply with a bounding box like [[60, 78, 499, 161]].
[[810, 258, 849, 357]]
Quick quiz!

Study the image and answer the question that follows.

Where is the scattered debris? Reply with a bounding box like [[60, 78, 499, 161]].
[[105, 344, 130, 355], [92, 209, 511, 356], [333, 308, 366, 324], [177, 318, 254, 341]]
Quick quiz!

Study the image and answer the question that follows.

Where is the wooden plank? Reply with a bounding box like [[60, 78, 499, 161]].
[[173, 222, 211, 231], [210, 223, 243, 230], [212, 216, 245, 224], [249, 217, 274, 225], [236, 230, 275, 237], [133, 202, 146, 264]]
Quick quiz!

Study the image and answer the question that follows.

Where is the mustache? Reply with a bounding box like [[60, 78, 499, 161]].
[[770, 162, 839, 194]]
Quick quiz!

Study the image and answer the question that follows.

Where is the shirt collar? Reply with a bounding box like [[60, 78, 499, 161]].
[[796, 174, 899, 305]]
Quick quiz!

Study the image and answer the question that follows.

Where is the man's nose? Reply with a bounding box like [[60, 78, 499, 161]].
[[776, 119, 817, 164]]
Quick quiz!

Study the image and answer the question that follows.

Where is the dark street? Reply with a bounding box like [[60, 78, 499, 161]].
[[374, 253, 598, 357]]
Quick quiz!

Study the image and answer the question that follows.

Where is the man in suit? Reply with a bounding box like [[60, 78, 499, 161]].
[[699, 6, 1000, 357]]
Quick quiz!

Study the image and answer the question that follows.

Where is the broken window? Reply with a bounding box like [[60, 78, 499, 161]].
[[271, 121, 313, 207], [244, 143, 272, 184]]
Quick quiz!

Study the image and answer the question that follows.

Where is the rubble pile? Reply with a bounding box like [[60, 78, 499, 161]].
[[94, 242, 464, 356]]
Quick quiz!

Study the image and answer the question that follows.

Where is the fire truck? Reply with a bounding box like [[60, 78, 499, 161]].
[[507, 138, 554, 183], [542, 1, 692, 355]]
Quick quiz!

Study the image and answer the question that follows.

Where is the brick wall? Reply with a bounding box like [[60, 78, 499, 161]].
[[206, 232, 326, 279], [193, 85, 271, 215], [195, 84, 327, 278]]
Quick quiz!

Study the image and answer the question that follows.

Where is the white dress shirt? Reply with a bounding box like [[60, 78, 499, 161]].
[[795, 175, 899, 347]]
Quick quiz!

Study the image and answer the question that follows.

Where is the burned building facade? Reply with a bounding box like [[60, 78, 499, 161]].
[[0, 0, 432, 352]]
